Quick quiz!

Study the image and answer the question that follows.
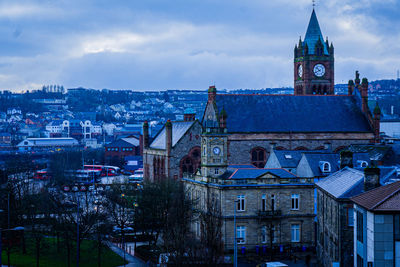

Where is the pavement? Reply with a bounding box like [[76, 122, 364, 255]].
[[105, 241, 147, 267]]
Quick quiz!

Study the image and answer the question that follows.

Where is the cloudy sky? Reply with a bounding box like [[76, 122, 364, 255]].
[[0, 0, 399, 91]]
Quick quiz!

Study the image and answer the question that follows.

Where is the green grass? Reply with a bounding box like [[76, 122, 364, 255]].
[[1, 237, 127, 267]]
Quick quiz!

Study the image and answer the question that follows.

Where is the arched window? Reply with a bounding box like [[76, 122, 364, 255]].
[[275, 146, 286, 151], [251, 147, 266, 168], [322, 162, 331, 172], [180, 156, 194, 177]]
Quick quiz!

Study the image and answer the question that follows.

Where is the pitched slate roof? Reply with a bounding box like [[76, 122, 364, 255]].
[[273, 150, 314, 168], [351, 181, 400, 212], [105, 138, 138, 148], [316, 167, 365, 199], [215, 94, 372, 133], [226, 168, 296, 179], [303, 9, 328, 55], [150, 121, 196, 150]]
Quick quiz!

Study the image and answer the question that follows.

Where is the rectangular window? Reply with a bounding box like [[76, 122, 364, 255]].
[[237, 195, 245, 211], [291, 194, 299, 210], [272, 226, 277, 243], [291, 224, 300, 242], [261, 194, 267, 211], [261, 226, 267, 243], [271, 194, 276, 211], [237, 226, 246, 244], [357, 255, 363, 267], [395, 215, 400, 241], [348, 207, 354, 227], [214, 168, 219, 174], [357, 211, 363, 243]]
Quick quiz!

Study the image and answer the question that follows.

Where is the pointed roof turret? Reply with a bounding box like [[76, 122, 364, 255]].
[[303, 9, 329, 55]]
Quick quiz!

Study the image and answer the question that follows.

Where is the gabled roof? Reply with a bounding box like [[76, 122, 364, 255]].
[[105, 138, 138, 148], [150, 121, 197, 150], [227, 168, 296, 180], [214, 94, 372, 133], [316, 167, 365, 199], [273, 150, 312, 168], [351, 181, 400, 212], [303, 9, 328, 55], [300, 152, 370, 177]]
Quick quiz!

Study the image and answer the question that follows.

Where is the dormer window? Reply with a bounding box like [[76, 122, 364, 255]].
[[319, 161, 331, 173], [357, 160, 368, 168]]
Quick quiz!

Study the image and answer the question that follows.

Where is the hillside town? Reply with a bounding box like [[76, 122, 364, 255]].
[[1, 4, 400, 267]]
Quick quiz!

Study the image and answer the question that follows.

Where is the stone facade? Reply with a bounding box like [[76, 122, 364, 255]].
[[316, 188, 354, 267], [143, 120, 202, 181], [184, 175, 315, 252]]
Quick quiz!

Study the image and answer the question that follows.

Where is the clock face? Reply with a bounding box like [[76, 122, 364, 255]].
[[313, 64, 325, 77], [298, 65, 303, 78], [213, 147, 221, 155]]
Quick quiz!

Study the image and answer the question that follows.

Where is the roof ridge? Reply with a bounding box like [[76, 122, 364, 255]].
[[371, 182, 400, 210]]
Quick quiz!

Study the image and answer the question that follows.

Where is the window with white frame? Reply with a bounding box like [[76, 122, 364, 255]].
[[261, 226, 267, 243], [291, 224, 300, 242], [291, 194, 299, 210], [261, 194, 267, 211], [237, 226, 246, 244], [237, 195, 245, 211]]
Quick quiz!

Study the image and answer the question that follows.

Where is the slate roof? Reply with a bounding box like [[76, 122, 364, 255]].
[[346, 144, 392, 161], [227, 168, 296, 180], [273, 150, 313, 168], [303, 9, 329, 55], [150, 121, 196, 150], [316, 167, 365, 199], [301, 152, 370, 177], [105, 138, 137, 148], [214, 94, 372, 133], [351, 181, 400, 212]]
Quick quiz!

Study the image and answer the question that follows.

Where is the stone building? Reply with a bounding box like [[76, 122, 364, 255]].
[[183, 120, 315, 253], [143, 8, 379, 181], [315, 164, 397, 267], [142, 110, 203, 181]]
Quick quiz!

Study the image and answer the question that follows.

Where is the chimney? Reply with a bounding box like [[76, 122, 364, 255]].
[[364, 167, 380, 192], [373, 104, 381, 143], [208, 85, 217, 103], [183, 108, 196, 121], [165, 120, 172, 155], [355, 70, 360, 87], [348, 80, 354, 95], [340, 150, 353, 169], [361, 78, 369, 113], [142, 121, 149, 149]]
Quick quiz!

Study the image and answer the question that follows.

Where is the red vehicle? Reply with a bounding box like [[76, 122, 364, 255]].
[[33, 170, 51, 180], [83, 165, 120, 177]]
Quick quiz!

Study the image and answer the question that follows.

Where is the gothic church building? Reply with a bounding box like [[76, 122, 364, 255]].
[[143, 9, 379, 181]]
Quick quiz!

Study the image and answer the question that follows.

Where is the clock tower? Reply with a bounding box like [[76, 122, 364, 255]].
[[201, 107, 228, 179], [294, 9, 334, 95]]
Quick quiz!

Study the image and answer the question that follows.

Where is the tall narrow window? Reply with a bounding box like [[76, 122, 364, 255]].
[[261, 226, 267, 243], [237, 226, 246, 244], [291, 224, 300, 242], [271, 194, 276, 211], [291, 194, 299, 210], [347, 207, 354, 227], [237, 195, 245, 211], [356, 211, 363, 243], [261, 194, 267, 211]]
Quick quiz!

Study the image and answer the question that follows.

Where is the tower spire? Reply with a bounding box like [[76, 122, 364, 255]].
[[312, 0, 315, 9]]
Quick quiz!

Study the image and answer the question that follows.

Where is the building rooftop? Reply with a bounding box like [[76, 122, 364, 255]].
[[351, 181, 400, 212], [150, 121, 197, 150], [212, 94, 372, 133]]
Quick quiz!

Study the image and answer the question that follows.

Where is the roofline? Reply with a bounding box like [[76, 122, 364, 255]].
[[217, 93, 352, 97]]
